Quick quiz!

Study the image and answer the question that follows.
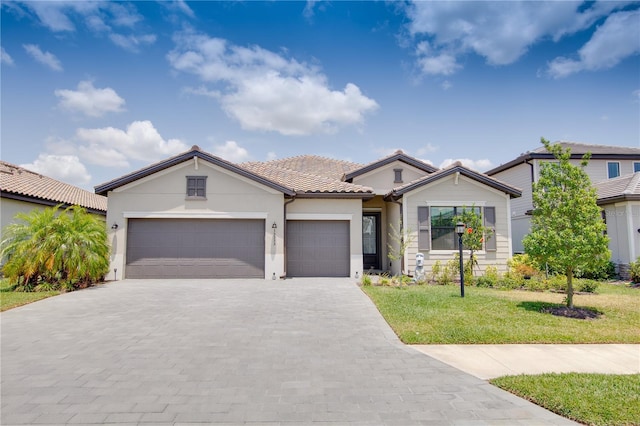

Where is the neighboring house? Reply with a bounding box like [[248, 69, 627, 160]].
[[96, 146, 521, 280], [487, 142, 640, 255], [0, 161, 107, 238], [595, 173, 640, 279]]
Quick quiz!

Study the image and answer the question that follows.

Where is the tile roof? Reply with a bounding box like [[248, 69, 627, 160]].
[[240, 156, 373, 195], [532, 142, 640, 156], [344, 149, 438, 181], [594, 172, 640, 204], [487, 141, 640, 176], [387, 161, 522, 199], [0, 161, 107, 213]]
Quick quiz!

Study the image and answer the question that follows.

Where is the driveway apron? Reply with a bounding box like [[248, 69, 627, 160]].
[[1, 278, 575, 425]]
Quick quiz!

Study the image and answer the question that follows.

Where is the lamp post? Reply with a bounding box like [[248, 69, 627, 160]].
[[455, 221, 465, 298]]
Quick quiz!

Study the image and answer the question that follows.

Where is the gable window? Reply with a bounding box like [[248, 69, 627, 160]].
[[186, 176, 207, 198], [634, 162, 640, 173], [607, 162, 620, 179], [394, 168, 403, 183]]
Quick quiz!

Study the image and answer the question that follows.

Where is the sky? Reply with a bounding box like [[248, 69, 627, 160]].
[[1, 0, 639, 191]]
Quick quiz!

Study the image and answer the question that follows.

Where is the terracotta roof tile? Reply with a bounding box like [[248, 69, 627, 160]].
[[240, 157, 372, 194], [0, 161, 107, 212]]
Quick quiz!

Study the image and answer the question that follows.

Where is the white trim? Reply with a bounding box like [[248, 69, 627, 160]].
[[626, 203, 635, 262], [122, 211, 269, 219], [362, 208, 383, 212], [286, 213, 352, 221], [506, 196, 513, 256], [424, 201, 487, 207]]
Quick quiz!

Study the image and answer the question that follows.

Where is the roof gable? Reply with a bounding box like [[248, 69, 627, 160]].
[[344, 150, 437, 181], [95, 146, 296, 197], [387, 161, 522, 199], [0, 161, 107, 214]]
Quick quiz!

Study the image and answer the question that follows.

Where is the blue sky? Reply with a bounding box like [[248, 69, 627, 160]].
[[2, 1, 639, 191]]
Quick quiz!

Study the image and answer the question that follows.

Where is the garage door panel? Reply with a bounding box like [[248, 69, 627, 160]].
[[126, 219, 265, 279], [286, 220, 349, 278]]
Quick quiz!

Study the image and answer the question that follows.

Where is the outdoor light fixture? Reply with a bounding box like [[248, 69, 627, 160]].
[[111, 223, 119, 230], [456, 222, 465, 298], [272, 222, 277, 246]]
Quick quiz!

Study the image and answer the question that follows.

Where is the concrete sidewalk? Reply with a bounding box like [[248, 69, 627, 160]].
[[413, 344, 640, 380]]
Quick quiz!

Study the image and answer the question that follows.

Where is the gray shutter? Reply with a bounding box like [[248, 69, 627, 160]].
[[418, 206, 430, 251], [484, 206, 496, 251]]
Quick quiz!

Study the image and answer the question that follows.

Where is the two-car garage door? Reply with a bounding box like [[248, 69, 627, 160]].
[[126, 219, 265, 279]]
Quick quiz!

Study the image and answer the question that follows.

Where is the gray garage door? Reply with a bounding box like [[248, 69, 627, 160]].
[[286, 220, 350, 277], [126, 219, 265, 279]]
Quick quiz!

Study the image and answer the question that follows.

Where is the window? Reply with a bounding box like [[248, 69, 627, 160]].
[[607, 162, 620, 179], [429, 206, 481, 250], [634, 162, 640, 173], [394, 168, 403, 183], [186, 176, 207, 198]]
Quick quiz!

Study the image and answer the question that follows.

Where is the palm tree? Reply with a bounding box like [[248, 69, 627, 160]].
[[1, 205, 109, 290]]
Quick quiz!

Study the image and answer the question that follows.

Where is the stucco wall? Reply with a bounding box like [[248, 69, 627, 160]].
[[105, 160, 285, 280], [352, 161, 429, 193], [403, 174, 513, 275]]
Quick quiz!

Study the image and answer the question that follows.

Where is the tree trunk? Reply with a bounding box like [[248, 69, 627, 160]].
[[566, 268, 574, 308]]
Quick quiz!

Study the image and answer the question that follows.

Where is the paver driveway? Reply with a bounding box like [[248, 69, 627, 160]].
[[1, 278, 575, 425]]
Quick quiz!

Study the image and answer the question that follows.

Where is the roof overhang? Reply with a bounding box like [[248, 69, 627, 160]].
[[597, 195, 640, 205], [344, 152, 437, 181], [0, 192, 107, 216]]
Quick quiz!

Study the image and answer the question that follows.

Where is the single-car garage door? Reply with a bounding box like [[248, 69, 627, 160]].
[[286, 220, 350, 277], [126, 219, 265, 279]]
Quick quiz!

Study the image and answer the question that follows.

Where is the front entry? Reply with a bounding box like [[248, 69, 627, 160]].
[[362, 213, 381, 270]]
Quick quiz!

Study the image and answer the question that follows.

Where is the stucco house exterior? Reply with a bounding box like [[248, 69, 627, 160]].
[[0, 160, 107, 239], [486, 142, 640, 255], [595, 173, 640, 279], [96, 146, 521, 280]]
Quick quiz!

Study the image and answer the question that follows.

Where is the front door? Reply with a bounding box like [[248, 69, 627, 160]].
[[362, 213, 381, 270]]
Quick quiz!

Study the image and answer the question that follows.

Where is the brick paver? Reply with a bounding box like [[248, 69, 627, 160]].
[[1, 278, 576, 425]]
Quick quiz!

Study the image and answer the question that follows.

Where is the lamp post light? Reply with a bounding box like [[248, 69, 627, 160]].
[[455, 221, 465, 298]]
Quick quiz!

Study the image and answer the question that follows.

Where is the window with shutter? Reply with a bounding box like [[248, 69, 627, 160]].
[[417, 206, 430, 250], [484, 206, 496, 251]]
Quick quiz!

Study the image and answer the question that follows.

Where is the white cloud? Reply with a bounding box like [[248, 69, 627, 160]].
[[21, 154, 91, 186], [167, 31, 378, 135], [109, 33, 156, 53], [439, 158, 493, 172], [416, 143, 438, 156], [405, 1, 637, 76], [55, 80, 126, 117], [441, 80, 452, 90], [183, 85, 221, 99], [14, 1, 155, 52], [75, 120, 189, 167], [547, 9, 640, 78], [1, 47, 14, 65], [212, 141, 250, 163], [634, 89, 640, 101], [266, 152, 278, 161], [23, 44, 63, 71]]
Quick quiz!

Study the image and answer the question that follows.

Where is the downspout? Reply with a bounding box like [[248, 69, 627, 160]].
[[280, 196, 296, 279]]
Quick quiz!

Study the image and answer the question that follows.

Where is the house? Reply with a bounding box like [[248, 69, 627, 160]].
[[0, 161, 107, 239], [486, 142, 640, 254], [595, 172, 640, 279], [95, 146, 521, 280]]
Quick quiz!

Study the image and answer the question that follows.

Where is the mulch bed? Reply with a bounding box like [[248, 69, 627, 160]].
[[542, 306, 602, 319]]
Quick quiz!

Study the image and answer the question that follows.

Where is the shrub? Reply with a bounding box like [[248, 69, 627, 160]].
[[576, 261, 617, 280], [522, 276, 548, 292], [361, 274, 372, 286], [576, 279, 599, 293], [499, 272, 526, 290], [630, 258, 640, 283], [1, 205, 109, 291], [508, 254, 540, 278], [475, 265, 500, 288]]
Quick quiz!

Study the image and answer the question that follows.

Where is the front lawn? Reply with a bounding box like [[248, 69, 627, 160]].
[[0, 279, 60, 312], [491, 373, 640, 426], [362, 283, 640, 344]]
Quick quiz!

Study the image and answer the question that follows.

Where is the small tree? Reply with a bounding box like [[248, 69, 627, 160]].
[[523, 139, 609, 308], [454, 206, 492, 276], [387, 223, 414, 274], [1, 205, 110, 290]]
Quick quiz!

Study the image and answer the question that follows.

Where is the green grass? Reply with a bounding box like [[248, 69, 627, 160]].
[[491, 373, 640, 426], [362, 283, 640, 343], [0, 279, 60, 312]]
